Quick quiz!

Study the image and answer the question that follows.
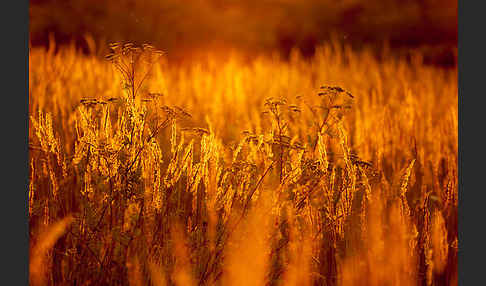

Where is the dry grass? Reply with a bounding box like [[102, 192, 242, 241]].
[[29, 42, 457, 285]]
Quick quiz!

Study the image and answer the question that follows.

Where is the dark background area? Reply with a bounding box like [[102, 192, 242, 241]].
[[30, 0, 457, 66]]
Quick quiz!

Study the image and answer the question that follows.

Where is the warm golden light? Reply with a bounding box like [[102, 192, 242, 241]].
[[28, 41, 457, 285], [29, 1, 457, 284]]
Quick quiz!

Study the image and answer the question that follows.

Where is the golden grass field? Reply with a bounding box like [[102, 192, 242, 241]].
[[29, 42, 457, 285]]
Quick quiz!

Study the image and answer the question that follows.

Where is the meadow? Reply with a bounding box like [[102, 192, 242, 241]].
[[29, 42, 457, 285]]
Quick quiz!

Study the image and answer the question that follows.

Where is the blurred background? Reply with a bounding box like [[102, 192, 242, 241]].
[[29, 0, 457, 66]]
